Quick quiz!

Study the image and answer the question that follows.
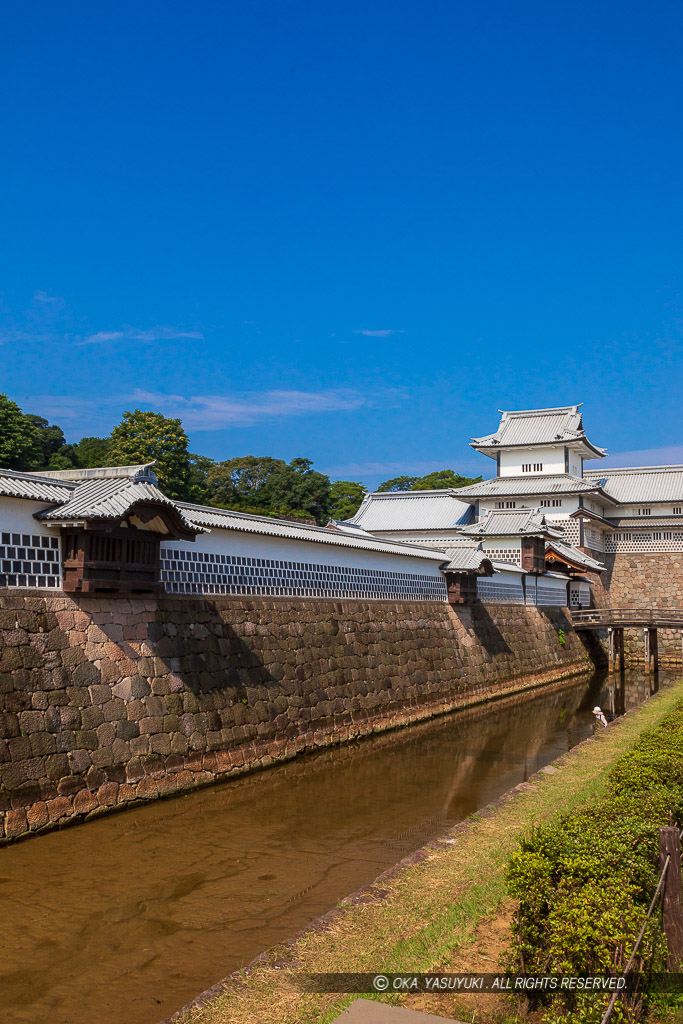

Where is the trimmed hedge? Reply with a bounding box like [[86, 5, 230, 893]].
[[506, 700, 683, 1023]]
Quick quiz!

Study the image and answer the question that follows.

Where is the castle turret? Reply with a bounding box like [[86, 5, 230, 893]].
[[469, 404, 606, 479]]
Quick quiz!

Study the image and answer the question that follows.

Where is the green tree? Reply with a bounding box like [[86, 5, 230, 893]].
[[413, 469, 482, 490], [110, 409, 193, 500], [261, 458, 331, 523], [376, 475, 418, 492], [0, 393, 44, 470], [206, 455, 332, 523], [71, 435, 113, 468], [377, 469, 481, 493], [206, 456, 285, 507], [185, 453, 214, 505], [24, 415, 69, 468], [329, 480, 367, 521]]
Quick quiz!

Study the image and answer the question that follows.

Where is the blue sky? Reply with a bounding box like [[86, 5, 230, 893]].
[[2, 0, 682, 488]]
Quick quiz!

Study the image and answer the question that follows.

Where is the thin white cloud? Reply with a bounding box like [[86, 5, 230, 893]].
[[353, 328, 403, 337], [33, 290, 65, 308], [129, 388, 367, 428], [17, 385, 401, 434], [80, 326, 203, 345], [600, 446, 683, 469]]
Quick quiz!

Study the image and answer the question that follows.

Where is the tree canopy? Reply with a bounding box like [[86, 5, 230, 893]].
[[109, 409, 196, 500], [206, 455, 331, 524], [329, 480, 367, 520], [377, 469, 481, 492], [376, 475, 418, 492], [0, 391, 482, 524], [0, 394, 45, 470], [412, 469, 481, 490]]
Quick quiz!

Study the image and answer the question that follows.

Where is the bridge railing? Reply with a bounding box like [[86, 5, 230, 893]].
[[572, 607, 683, 627]]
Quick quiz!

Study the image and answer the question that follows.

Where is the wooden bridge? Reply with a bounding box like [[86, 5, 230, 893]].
[[571, 608, 683, 673]]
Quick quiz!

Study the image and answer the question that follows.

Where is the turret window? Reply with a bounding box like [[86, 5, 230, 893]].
[[521, 463, 543, 473], [675, 507, 682, 515], [637, 508, 651, 516], [495, 501, 517, 509], [540, 499, 562, 507]]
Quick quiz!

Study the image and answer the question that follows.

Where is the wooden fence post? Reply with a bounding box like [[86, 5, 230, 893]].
[[659, 827, 683, 970]]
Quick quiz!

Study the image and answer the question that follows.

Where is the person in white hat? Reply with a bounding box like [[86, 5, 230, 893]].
[[593, 706, 608, 727]]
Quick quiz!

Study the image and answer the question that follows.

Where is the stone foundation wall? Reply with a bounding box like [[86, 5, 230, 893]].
[[585, 551, 683, 663], [0, 592, 590, 843]]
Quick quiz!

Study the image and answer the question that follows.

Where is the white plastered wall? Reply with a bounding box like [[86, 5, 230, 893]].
[[0, 496, 57, 539], [162, 529, 446, 577], [498, 446, 566, 477]]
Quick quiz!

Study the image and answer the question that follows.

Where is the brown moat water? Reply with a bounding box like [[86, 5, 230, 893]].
[[0, 669, 662, 1024]]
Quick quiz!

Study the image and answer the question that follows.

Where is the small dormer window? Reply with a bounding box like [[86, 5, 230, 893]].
[[637, 508, 651, 516]]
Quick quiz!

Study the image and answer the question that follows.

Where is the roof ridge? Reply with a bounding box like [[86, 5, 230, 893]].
[[365, 488, 464, 498], [585, 465, 683, 474], [176, 502, 449, 559], [0, 467, 77, 487], [27, 463, 158, 482], [497, 405, 581, 416]]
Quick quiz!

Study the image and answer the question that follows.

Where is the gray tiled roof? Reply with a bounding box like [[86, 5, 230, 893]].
[[177, 503, 449, 562], [458, 508, 563, 538], [585, 465, 683, 504], [443, 543, 493, 572], [604, 516, 683, 528], [38, 477, 203, 533], [470, 405, 606, 458], [1, 462, 447, 561], [26, 463, 159, 483], [454, 474, 605, 499], [545, 539, 605, 572], [347, 490, 474, 531], [0, 468, 75, 503]]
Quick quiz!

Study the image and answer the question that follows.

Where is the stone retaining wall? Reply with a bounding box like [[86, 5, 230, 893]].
[[0, 592, 591, 843], [587, 551, 683, 663]]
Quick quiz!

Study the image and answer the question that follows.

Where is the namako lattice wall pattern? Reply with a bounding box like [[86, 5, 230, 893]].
[[0, 532, 61, 589], [160, 548, 448, 601]]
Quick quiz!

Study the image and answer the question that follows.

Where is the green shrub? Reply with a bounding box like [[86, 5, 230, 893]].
[[608, 707, 683, 795], [506, 700, 683, 1023]]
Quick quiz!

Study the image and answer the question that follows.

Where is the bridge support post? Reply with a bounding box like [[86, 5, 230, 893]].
[[608, 627, 624, 674], [644, 627, 658, 676]]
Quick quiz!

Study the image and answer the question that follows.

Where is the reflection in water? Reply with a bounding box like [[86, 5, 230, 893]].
[[0, 668, 669, 1024], [599, 667, 659, 719]]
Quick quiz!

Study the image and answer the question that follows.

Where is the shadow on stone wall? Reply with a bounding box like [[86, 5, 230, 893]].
[[465, 604, 513, 656], [0, 594, 593, 842]]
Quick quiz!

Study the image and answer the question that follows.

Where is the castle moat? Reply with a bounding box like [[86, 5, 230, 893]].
[[0, 668, 662, 1024]]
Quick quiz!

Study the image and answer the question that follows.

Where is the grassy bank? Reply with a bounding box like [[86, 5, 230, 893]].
[[176, 679, 683, 1024]]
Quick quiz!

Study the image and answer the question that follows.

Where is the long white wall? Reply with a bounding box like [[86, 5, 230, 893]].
[[160, 528, 449, 602]]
